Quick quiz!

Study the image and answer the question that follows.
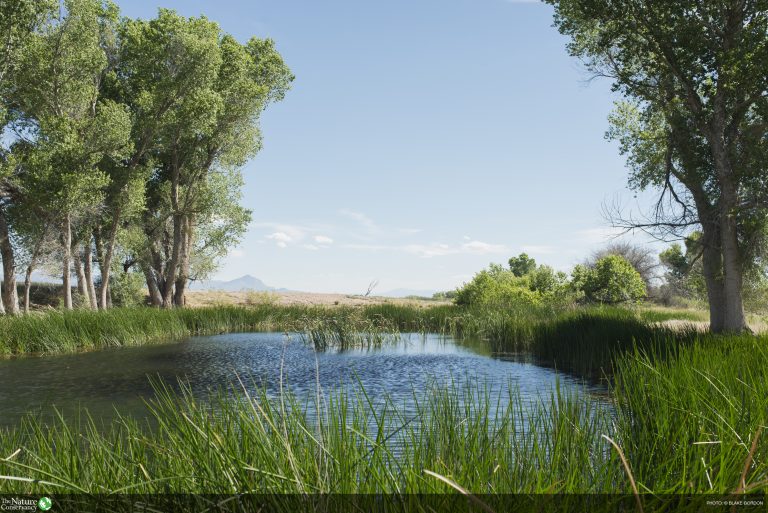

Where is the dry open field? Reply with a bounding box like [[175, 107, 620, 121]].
[[185, 290, 449, 308]]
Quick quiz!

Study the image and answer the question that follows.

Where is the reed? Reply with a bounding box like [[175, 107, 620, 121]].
[[1, 340, 766, 499], [0, 304, 705, 380]]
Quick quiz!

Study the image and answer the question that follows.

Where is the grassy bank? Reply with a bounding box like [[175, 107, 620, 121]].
[[1, 332, 766, 499], [0, 303, 719, 386], [0, 304, 440, 356]]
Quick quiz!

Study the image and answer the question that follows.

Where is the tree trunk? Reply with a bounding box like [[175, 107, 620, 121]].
[[23, 265, 33, 314], [709, 127, 748, 332], [719, 200, 746, 331], [83, 237, 98, 310], [162, 161, 182, 309], [699, 223, 726, 333], [173, 215, 193, 307], [98, 206, 121, 311], [162, 213, 183, 308], [93, 227, 107, 309], [0, 206, 19, 315], [73, 244, 88, 306], [62, 214, 73, 310], [144, 266, 163, 307]]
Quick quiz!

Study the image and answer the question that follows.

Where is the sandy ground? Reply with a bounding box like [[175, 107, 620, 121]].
[[185, 290, 448, 308]]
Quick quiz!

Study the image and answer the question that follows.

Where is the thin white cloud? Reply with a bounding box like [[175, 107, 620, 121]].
[[574, 227, 625, 244], [461, 240, 507, 254], [313, 235, 334, 245], [230, 249, 245, 258], [255, 222, 336, 249], [267, 232, 293, 243], [339, 209, 378, 232], [303, 244, 320, 250], [344, 240, 508, 258]]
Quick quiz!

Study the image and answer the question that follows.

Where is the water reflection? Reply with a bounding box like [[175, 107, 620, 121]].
[[0, 333, 607, 428]]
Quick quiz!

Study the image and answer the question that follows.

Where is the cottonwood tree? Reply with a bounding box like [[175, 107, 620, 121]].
[[94, 9, 221, 310], [11, 0, 132, 310], [0, 4, 290, 313], [547, 0, 768, 332], [0, 0, 56, 314], [127, 14, 291, 308]]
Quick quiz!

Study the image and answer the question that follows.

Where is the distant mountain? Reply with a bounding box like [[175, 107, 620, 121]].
[[190, 275, 278, 292], [379, 288, 437, 298]]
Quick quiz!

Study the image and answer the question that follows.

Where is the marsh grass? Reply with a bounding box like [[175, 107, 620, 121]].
[[0, 377, 619, 496], [1, 343, 766, 501], [0, 304, 707, 381], [612, 335, 768, 493], [1, 303, 767, 504]]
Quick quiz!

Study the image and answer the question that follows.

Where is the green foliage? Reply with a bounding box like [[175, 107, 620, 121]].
[[508, 252, 536, 277], [454, 263, 544, 308], [457, 258, 576, 309], [109, 271, 146, 307], [658, 244, 688, 280], [547, 0, 768, 330], [529, 264, 568, 294], [572, 255, 646, 304]]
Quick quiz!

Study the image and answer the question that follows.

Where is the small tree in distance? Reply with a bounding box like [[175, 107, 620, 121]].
[[509, 253, 537, 277], [572, 255, 646, 304]]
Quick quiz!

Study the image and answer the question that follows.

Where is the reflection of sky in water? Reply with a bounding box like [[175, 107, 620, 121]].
[[0, 333, 608, 428]]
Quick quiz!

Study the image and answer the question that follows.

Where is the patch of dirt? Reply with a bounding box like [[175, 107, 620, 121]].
[[658, 319, 767, 333]]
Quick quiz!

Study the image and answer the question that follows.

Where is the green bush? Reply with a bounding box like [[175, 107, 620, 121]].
[[455, 264, 544, 307], [572, 255, 646, 304], [109, 271, 147, 307]]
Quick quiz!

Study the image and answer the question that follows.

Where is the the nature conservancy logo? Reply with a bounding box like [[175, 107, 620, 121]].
[[0, 496, 52, 511]]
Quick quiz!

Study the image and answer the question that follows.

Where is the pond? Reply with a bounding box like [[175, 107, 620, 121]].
[[0, 332, 607, 428]]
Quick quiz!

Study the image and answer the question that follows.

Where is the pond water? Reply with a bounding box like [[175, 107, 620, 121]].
[[0, 332, 607, 428]]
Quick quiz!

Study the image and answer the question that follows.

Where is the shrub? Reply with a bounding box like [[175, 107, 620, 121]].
[[109, 271, 147, 307], [245, 291, 280, 306], [455, 264, 544, 307], [572, 255, 646, 304]]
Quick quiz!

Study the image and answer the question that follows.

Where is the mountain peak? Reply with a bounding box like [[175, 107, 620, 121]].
[[190, 275, 273, 292]]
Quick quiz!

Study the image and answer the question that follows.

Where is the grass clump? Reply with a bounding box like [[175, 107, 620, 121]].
[[613, 334, 768, 493], [0, 378, 619, 496]]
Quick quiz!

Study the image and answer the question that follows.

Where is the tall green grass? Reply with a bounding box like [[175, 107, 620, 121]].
[[1, 336, 766, 498], [0, 303, 766, 504], [0, 303, 706, 381], [0, 305, 448, 356], [0, 378, 619, 496], [612, 334, 768, 493]]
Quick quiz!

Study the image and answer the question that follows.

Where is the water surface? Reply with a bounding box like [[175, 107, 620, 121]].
[[0, 333, 605, 428]]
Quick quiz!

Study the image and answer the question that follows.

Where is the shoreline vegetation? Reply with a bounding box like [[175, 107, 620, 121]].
[[0, 305, 766, 499], [0, 302, 710, 360]]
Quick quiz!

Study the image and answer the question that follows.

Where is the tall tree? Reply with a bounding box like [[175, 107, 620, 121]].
[[0, 0, 56, 314], [547, 0, 768, 332], [11, 0, 131, 309], [122, 12, 292, 308]]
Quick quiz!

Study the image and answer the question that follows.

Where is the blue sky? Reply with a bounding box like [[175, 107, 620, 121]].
[[121, 0, 661, 294]]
